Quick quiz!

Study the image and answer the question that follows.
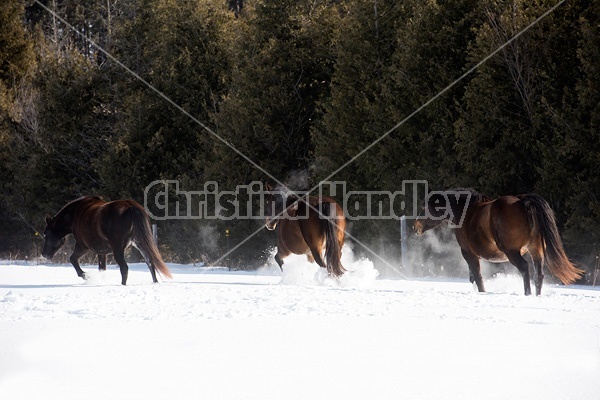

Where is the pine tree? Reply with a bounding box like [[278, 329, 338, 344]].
[[0, 0, 35, 117], [534, 1, 600, 263], [97, 0, 231, 262], [213, 0, 340, 184], [207, 0, 343, 266], [312, 0, 482, 268], [0, 0, 37, 255]]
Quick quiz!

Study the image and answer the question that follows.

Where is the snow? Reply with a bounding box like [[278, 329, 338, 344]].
[[1, 253, 599, 400]]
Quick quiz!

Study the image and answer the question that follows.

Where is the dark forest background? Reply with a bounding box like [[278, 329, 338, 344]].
[[0, 0, 598, 279]]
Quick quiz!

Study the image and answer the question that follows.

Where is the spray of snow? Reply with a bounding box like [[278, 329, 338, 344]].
[[338, 242, 379, 288], [406, 225, 536, 294], [262, 243, 378, 288], [404, 226, 465, 278], [484, 272, 527, 294], [81, 270, 108, 285]]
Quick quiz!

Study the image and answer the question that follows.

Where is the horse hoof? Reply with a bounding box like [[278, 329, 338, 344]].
[[81, 273, 89, 280]]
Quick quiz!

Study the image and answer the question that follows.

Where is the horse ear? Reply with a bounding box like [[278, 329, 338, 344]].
[[45, 214, 52, 224]]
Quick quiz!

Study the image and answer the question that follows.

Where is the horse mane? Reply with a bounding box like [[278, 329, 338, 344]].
[[63, 195, 103, 207], [448, 188, 490, 205], [269, 185, 340, 226], [51, 196, 105, 220], [270, 185, 310, 205]]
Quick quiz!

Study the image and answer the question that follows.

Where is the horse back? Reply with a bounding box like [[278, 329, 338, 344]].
[[72, 197, 145, 252], [489, 196, 534, 238], [277, 195, 345, 256], [98, 199, 147, 241], [277, 217, 309, 255], [459, 196, 535, 260], [276, 196, 320, 254]]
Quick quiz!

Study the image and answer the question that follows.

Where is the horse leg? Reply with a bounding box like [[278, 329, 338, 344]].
[[460, 249, 485, 292], [308, 245, 328, 273], [70, 244, 89, 280], [135, 245, 158, 283], [298, 220, 328, 273], [274, 247, 291, 272], [112, 248, 129, 285], [506, 250, 532, 296], [530, 250, 545, 296], [311, 249, 326, 269], [275, 253, 284, 271], [98, 254, 107, 271]]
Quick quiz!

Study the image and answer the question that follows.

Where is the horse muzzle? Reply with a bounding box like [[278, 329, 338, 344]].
[[265, 220, 277, 231], [413, 223, 424, 236]]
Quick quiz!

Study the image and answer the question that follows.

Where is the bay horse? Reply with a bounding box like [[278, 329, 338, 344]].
[[264, 185, 346, 277], [42, 196, 172, 285], [413, 189, 583, 295]]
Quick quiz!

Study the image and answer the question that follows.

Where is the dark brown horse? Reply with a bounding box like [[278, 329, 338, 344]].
[[413, 189, 583, 295], [42, 196, 172, 285], [264, 185, 346, 277]]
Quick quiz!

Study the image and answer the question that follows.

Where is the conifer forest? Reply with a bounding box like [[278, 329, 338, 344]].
[[0, 0, 598, 279]]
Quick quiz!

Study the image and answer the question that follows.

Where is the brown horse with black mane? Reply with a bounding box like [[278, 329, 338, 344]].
[[264, 185, 346, 277], [42, 196, 172, 285], [413, 189, 583, 295]]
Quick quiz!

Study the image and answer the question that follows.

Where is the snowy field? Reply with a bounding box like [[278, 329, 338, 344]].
[[1, 251, 599, 400]]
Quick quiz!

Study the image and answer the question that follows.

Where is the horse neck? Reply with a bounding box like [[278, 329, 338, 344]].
[[447, 191, 479, 225], [285, 194, 305, 207], [53, 200, 81, 233]]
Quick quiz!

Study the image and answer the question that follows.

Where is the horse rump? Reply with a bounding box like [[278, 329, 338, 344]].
[[519, 194, 583, 284]]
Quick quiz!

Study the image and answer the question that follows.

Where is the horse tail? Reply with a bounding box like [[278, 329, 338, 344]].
[[129, 207, 172, 280], [320, 202, 346, 277], [520, 194, 583, 285]]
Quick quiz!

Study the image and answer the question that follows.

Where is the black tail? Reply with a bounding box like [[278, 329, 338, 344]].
[[129, 207, 172, 280], [520, 194, 583, 284], [320, 202, 345, 277]]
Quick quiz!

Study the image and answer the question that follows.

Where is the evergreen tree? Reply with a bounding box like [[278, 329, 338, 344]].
[[213, 0, 340, 184], [0, 0, 596, 272], [98, 0, 231, 262], [535, 1, 600, 264], [0, 0, 37, 255], [209, 0, 341, 266], [10, 35, 106, 226], [313, 0, 482, 269]]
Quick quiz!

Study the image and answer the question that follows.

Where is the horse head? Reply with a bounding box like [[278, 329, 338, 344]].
[[41, 214, 67, 259], [413, 189, 480, 235], [413, 192, 451, 235]]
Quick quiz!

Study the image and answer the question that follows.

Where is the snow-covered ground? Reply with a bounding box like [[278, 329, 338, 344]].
[[1, 251, 599, 400]]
